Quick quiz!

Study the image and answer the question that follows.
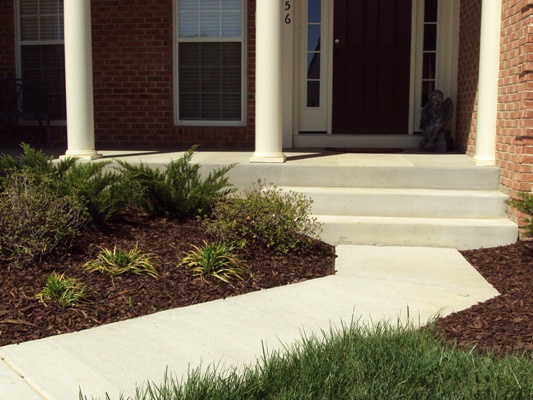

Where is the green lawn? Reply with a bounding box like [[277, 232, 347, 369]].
[[111, 322, 533, 400]]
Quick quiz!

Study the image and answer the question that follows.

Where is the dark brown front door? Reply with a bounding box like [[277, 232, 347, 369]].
[[332, 0, 412, 133]]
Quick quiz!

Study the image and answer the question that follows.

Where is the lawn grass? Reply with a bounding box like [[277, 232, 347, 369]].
[[114, 321, 533, 400]]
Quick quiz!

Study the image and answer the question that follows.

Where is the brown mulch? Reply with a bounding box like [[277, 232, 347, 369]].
[[1, 212, 532, 356], [0, 212, 336, 347], [435, 240, 533, 355]]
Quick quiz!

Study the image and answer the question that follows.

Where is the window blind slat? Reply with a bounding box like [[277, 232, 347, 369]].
[[179, 0, 241, 38], [21, 17, 39, 40], [20, 0, 39, 15], [178, 42, 241, 121]]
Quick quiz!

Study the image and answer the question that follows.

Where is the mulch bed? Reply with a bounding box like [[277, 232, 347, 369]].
[[1, 211, 532, 356], [436, 240, 533, 354], [0, 212, 336, 347]]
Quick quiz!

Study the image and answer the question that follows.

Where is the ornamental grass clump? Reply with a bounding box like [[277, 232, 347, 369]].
[[181, 241, 251, 283], [84, 244, 158, 278], [36, 272, 92, 309], [205, 180, 323, 255], [117, 146, 236, 220]]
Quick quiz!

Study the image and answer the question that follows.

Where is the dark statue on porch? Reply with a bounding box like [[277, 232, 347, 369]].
[[419, 90, 453, 152]]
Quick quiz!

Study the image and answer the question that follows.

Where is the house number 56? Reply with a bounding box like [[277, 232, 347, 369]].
[[285, 1, 292, 24]]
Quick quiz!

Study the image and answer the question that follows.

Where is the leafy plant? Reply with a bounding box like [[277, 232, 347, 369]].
[[205, 180, 323, 255], [0, 171, 88, 265], [84, 244, 158, 278], [0, 144, 130, 227], [0, 143, 77, 190], [507, 192, 533, 235], [181, 241, 251, 283], [58, 161, 133, 227], [36, 272, 92, 308], [117, 146, 236, 220]]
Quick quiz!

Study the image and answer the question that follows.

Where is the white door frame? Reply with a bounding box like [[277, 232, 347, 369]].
[[290, 0, 459, 148]]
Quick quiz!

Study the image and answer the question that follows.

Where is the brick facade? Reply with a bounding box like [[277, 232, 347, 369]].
[[0, 1, 15, 76], [1, 0, 533, 207], [1, 0, 256, 149], [456, 0, 482, 155], [497, 1, 533, 225], [0, 0, 18, 144], [454, 0, 533, 228], [89, 0, 255, 149]]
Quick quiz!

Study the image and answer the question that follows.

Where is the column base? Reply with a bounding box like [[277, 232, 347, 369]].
[[472, 155, 495, 167], [61, 150, 103, 161], [250, 152, 287, 163]]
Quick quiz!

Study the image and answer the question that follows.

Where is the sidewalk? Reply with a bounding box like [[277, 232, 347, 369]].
[[0, 245, 498, 400]]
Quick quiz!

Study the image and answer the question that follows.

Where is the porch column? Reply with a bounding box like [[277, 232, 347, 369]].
[[473, 0, 502, 166], [250, 0, 286, 163], [63, 0, 101, 160]]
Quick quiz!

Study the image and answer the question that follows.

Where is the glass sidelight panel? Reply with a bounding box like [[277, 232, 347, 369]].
[[306, 0, 321, 107], [421, 0, 438, 106]]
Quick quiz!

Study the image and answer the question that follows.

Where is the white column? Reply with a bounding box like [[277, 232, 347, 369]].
[[250, 0, 286, 163], [62, 0, 101, 160], [473, 0, 502, 166]]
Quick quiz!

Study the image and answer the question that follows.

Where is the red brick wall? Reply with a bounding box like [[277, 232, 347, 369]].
[[0, 0, 17, 143], [1, 0, 256, 148], [0, 1, 15, 76], [456, 0, 482, 154], [91, 0, 174, 148], [498, 0, 533, 227], [90, 0, 255, 149]]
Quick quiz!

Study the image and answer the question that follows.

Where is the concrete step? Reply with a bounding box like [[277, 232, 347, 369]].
[[280, 186, 510, 219], [317, 215, 518, 250], [216, 164, 502, 191]]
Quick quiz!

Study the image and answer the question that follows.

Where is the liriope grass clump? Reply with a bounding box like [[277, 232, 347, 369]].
[[84, 244, 158, 278], [181, 241, 251, 283], [37, 272, 92, 309], [205, 180, 322, 255]]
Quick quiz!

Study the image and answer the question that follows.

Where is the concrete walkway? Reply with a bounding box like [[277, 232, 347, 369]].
[[0, 245, 498, 400]]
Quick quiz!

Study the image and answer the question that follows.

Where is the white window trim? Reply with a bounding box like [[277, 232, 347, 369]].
[[173, 0, 247, 126]]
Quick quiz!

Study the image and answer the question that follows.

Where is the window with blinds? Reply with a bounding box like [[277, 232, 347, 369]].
[[176, 0, 244, 122], [17, 0, 66, 120]]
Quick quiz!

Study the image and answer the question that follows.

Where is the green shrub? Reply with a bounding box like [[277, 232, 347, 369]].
[[0, 144, 128, 227], [0, 171, 88, 265], [58, 161, 133, 227], [84, 244, 158, 278], [205, 180, 323, 255], [117, 146, 235, 220], [507, 192, 533, 235], [36, 272, 91, 308], [181, 241, 251, 283], [0, 143, 55, 177], [0, 143, 77, 190]]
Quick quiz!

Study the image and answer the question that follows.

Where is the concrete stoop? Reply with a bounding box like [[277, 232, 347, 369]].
[[118, 150, 519, 250], [211, 160, 517, 250], [279, 186, 518, 250]]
